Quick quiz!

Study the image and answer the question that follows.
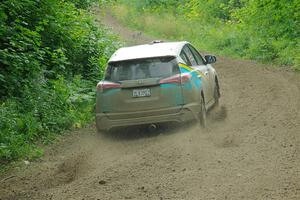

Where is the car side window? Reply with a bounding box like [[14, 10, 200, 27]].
[[180, 51, 192, 66], [183, 46, 198, 66], [188, 44, 205, 65]]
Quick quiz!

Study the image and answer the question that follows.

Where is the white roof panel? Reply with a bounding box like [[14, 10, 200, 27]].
[[108, 41, 188, 62]]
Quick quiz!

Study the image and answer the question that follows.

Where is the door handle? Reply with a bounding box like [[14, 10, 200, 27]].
[[204, 71, 209, 76]]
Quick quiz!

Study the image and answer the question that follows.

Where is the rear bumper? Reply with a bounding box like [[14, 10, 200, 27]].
[[96, 104, 200, 131]]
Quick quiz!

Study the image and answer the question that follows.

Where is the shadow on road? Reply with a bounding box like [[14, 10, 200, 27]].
[[100, 122, 186, 141]]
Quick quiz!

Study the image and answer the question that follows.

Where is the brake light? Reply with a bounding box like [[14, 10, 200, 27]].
[[96, 81, 121, 92], [159, 74, 181, 84], [159, 73, 191, 84], [181, 73, 192, 83]]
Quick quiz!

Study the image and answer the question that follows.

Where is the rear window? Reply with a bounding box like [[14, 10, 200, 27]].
[[106, 57, 179, 82]]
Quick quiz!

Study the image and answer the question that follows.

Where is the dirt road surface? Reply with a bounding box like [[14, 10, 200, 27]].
[[1, 8, 300, 200]]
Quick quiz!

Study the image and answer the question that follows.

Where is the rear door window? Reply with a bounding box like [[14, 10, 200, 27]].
[[106, 57, 179, 82], [180, 51, 192, 66], [188, 44, 205, 65], [182, 46, 198, 66]]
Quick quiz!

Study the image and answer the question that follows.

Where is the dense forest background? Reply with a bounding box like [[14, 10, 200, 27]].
[[0, 0, 119, 163], [110, 0, 299, 70]]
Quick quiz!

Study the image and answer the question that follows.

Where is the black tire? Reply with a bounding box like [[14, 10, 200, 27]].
[[214, 80, 220, 107], [199, 96, 207, 128]]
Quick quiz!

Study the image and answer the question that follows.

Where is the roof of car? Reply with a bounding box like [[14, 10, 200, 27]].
[[108, 41, 188, 62]]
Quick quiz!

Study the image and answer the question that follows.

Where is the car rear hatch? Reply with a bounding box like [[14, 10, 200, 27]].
[[96, 56, 185, 119]]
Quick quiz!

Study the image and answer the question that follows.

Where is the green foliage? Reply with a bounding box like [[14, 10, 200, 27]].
[[0, 77, 95, 161], [111, 0, 299, 69], [69, 0, 98, 9], [0, 0, 119, 163], [0, 0, 118, 98], [234, 0, 300, 65]]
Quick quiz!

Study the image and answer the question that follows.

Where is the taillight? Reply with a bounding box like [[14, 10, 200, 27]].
[[159, 73, 191, 84], [159, 74, 181, 84], [181, 73, 192, 83], [96, 81, 121, 92]]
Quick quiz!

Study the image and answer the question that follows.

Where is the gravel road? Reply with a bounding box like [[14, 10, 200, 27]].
[[1, 7, 300, 200]]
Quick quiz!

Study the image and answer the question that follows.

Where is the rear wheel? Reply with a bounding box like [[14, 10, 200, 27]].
[[199, 96, 207, 127], [214, 81, 220, 107]]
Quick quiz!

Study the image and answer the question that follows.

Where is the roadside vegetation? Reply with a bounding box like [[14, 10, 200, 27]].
[[108, 0, 299, 70], [0, 0, 119, 163]]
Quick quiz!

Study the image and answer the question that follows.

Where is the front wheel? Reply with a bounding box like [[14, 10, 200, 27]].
[[199, 96, 207, 127]]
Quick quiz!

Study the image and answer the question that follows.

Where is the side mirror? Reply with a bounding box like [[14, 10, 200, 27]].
[[204, 55, 217, 64]]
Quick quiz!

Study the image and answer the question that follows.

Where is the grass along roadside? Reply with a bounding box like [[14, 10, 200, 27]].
[[108, 2, 299, 71]]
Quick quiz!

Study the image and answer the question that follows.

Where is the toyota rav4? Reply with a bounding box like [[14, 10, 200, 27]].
[[96, 41, 220, 132]]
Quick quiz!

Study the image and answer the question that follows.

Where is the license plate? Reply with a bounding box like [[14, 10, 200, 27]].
[[132, 88, 151, 98]]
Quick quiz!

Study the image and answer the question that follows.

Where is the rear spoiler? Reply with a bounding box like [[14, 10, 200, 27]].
[[108, 56, 176, 64]]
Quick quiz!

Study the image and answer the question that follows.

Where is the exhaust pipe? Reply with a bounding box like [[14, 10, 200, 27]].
[[148, 124, 157, 132]]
